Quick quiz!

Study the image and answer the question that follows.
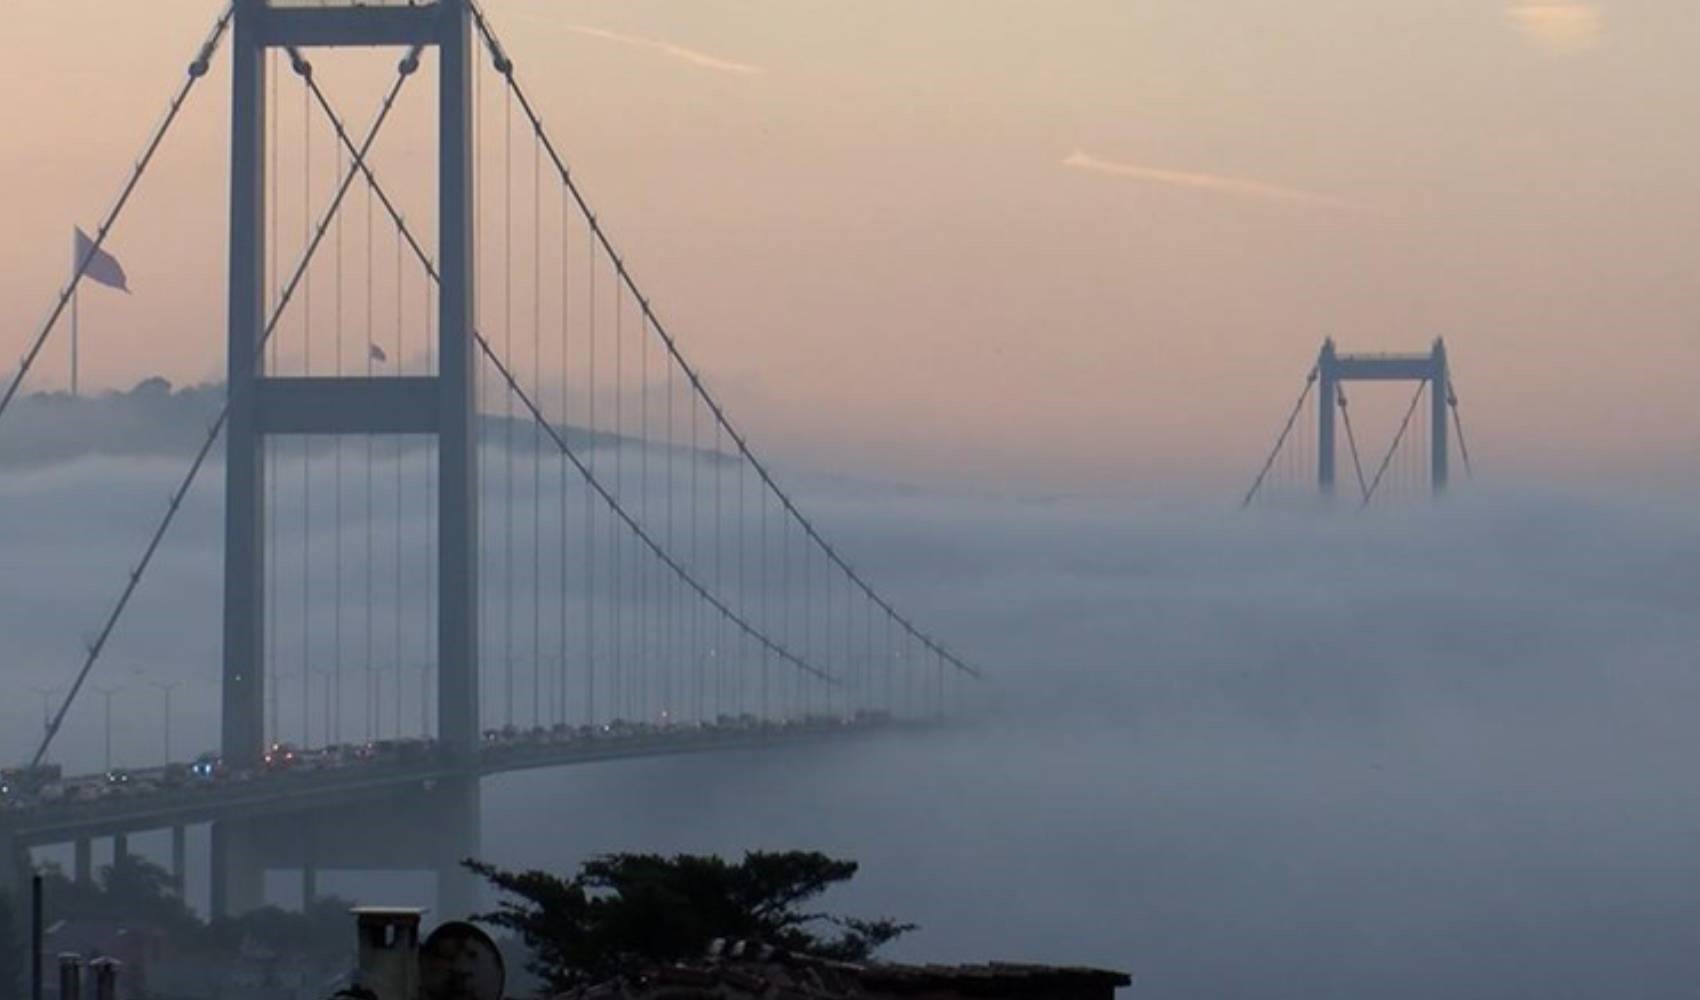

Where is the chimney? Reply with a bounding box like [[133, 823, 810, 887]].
[[56, 954, 81, 1000], [352, 907, 428, 1000], [89, 958, 121, 1000]]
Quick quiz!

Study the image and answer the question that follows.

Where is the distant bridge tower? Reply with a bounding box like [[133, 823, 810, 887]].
[[1243, 337, 1470, 508], [1317, 338, 1449, 497], [217, 0, 480, 918]]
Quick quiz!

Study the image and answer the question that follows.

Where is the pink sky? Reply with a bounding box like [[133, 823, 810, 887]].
[[0, 0, 1695, 492]]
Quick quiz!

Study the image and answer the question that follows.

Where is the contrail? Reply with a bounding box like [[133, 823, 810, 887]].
[[1062, 149, 1352, 211], [509, 14, 764, 76]]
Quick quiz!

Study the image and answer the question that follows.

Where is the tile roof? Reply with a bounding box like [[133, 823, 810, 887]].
[[563, 940, 1129, 1000]]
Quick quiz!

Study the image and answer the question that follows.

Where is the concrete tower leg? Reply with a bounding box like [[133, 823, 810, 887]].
[[0, 831, 22, 903], [222, 0, 269, 776], [171, 825, 187, 896], [0, 832, 24, 996], [1317, 338, 1338, 498], [1430, 338, 1449, 496], [437, 0, 481, 765], [210, 819, 263, 920], [434, 775, 483, 920]]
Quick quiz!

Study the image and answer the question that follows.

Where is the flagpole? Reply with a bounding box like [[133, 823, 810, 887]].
[[70, 287, 79, 399], [70, 231, 79, 398]]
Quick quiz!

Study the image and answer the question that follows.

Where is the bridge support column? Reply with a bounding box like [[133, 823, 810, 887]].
[[0, 831, 22, 903], [1317, 338, 1337, 498], [111, 834, 129, 878], [170, 825, 187, 896], [1430, 337, 1449, 496], [434, 774, 483, 920], [73, 839, 91, 886], [0, 831, 24, 990], [210, 819, 263, 920], [221, 0, 269, 776]]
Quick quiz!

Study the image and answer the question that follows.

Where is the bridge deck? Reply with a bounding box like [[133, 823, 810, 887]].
[[2, 720, 907, 849]]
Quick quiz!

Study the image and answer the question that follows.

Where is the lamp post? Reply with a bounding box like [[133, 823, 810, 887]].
[[92, 685, 121, 772], [271, 671, 296, 749], [309, 668, 333, 750], [147, 680, 179, 765]]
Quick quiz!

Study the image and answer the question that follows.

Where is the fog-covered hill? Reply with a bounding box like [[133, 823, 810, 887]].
[[0, 377, 704, 470]]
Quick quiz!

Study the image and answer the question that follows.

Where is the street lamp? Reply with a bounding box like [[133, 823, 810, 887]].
[[271, 671, 296, 749], [147, 680, 179, 765], [92, 685, 122, 772], [308, 668, 333, 750]]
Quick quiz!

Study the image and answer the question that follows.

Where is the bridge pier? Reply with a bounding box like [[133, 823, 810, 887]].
[[210, 819, 263, 920], [171, 825, 187, 896], [0, 830, 22, 901], [112, 833, 130, 879], [435, 774, 483, 920], [0, 830, 24, 990]]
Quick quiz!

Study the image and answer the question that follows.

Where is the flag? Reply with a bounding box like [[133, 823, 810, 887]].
[[369, 343, 388, 363], [74, 227, 128, 293]]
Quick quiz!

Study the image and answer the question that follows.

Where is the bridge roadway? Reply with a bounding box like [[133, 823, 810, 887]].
[[1, 717, 905, 850]]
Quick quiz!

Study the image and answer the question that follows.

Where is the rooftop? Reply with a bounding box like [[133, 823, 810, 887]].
[[565, 940, 1130, 1000]]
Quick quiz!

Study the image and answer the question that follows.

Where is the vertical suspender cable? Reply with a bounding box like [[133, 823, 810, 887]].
[[364, 178, 376, 741], [502, 82, 515, 730], [691, 391, 701, 722], [613, 263, 624, 720], [300, 69, 313, 747], [641, 311, 651, 721], [738, 439, 747, 716], [585, 225, 596, 727], [559, 174, 571, 727], [665, 323, 676, 719], [333, 140, 345, 746], [426, 263, 436, 736], [472, 33, 486, 733], [532, 126, 543, 730], [266, 49, 280, 747], [760, 481, 770, 720], [714, 421, 723, 718], [395, 223, 405, 736]]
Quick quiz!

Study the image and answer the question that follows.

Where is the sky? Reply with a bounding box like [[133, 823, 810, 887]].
[[0, 0, 1696, 493]]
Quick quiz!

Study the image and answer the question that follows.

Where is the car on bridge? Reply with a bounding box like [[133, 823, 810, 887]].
[[263, 742, 300, 771], [190, 752, 223, 781]]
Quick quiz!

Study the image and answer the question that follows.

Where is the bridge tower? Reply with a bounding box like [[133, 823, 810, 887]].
[[1316, 337, 1450, 498], [215, 0, 480, 918]]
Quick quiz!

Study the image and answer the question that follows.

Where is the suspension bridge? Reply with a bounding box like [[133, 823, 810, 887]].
[[0, 0, 977, 918], [1242, 337, 1475, 508]]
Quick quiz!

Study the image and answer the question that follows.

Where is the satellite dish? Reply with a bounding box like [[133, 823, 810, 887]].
[[420, 921, 506, 1000]]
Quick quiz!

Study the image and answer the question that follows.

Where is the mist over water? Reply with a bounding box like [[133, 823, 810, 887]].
[[5, 449, 1700, 997]]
